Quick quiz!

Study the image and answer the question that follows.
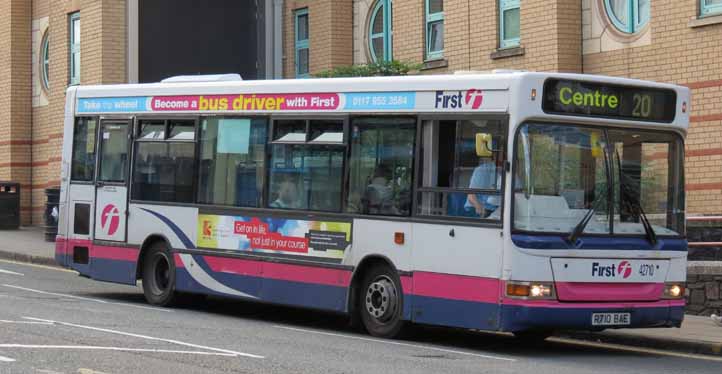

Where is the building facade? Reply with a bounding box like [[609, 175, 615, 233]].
[[2, 0, 722, 240]]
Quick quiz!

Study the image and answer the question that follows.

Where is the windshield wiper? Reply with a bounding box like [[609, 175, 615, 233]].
[[567, 187, 607, 244], [568, 137, 612, 245], [614, 152, 658, 245]]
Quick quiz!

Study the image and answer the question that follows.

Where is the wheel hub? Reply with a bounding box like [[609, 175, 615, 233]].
[[365, 277, 397, 322]]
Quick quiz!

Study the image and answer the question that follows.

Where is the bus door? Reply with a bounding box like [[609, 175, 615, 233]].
[[94, 119, 131, 242]]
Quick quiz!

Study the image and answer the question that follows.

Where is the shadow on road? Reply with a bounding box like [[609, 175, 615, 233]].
[[89, 290, 657, 360]]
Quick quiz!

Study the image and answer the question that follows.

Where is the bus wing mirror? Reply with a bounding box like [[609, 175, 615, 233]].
[[476, 133, 493, 157]]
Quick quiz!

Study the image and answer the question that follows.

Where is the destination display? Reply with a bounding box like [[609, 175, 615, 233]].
[[542, 79, 677, 123]]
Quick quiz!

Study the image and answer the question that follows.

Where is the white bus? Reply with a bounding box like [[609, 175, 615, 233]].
[[55, 72, 689, 339]]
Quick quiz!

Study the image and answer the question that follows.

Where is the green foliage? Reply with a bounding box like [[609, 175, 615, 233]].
[[313, 60, 423, 78]]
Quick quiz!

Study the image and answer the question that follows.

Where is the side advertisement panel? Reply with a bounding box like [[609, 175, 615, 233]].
[[197, 215, 351, 261], [76, 89, 508, 114]]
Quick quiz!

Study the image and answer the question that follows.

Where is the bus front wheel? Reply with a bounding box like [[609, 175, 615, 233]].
[[141, 242, 178, 307], [359, 264, 406, 338]]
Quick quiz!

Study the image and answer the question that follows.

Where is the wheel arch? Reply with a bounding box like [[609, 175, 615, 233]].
[[346, 254, 404, 316], [135, 233, 173, 280]]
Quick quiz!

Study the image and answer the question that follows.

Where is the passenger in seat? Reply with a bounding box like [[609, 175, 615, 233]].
[[465, 148, 502, 218]]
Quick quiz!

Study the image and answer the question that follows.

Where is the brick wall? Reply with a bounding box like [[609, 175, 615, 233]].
[[0, 0, 33, 225], [583, 1, 722, 216], [284, 0, 354, 77], [390, 0, 581, 74], [23, 0, 127, 224]]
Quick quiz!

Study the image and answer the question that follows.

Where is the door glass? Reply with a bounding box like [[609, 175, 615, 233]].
[[99, 122, 129, 182]]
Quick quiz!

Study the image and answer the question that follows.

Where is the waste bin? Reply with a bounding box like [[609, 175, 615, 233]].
[[0, 182, 20, 230], [44, 187, 60, 242]]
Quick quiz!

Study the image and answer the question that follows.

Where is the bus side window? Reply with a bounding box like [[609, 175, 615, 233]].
[[131, 119, 196, 203], [345, 117, 416, 216], [267, 119, 345, 213], [417, 119, 506, 220], [71, 117, 98, 181], [197, 117, 267, 207]]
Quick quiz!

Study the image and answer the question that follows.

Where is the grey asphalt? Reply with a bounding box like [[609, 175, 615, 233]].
[[0, 260, 721, 373]]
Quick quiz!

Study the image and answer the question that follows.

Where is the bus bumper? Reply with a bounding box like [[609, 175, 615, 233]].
[[499, 300, 685, 332]]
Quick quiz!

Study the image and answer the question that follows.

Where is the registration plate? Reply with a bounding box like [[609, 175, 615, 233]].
[[591, 313, 631, 326]]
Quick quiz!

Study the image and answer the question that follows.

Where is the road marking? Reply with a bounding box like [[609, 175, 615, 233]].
[[79, 369, 110, 374], [0, 320, 53, 325], [0, 259, 76, 273], [0, 355, 15, 363], [23, 317, 264, 359], [274, 325, 516, 362], [0, 269, 23, 276], [2, 284, 172, 313], [550, 337, 722, 362], [0, 345, 240, 357]]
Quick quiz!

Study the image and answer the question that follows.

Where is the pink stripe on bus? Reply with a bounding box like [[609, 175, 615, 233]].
[[203, 256, 262, 276], [555, 282, 665, 302], [400, 275, 413, 295], [174, 254, 185, 268], [411, 272, 500, 303], [55, 237, 69, 255], [90, 246, 139, 261], [202, 256, 351, 287]]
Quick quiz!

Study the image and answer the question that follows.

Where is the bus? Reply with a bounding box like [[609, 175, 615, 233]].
[[55, 71, 689, 339]]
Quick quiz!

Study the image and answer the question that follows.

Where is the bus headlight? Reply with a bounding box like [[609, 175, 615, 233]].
[[662, 283, 685, 299], [506, 281, 555, 299]]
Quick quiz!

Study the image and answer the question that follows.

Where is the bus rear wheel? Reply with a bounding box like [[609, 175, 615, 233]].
[[141, 242, 178, 307], [359, 265, 406, 338]]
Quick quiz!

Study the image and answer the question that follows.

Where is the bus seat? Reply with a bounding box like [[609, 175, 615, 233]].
[[447, 192, 475, 218]]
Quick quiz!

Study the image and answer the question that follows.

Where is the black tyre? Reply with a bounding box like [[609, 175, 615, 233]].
[[141, 241, 178, 307], [358, 264, 406, 338]]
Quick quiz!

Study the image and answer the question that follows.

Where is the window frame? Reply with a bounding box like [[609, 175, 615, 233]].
[[69, 12, 80, 86], [196, 115, 269, 208], [97, 120, 131, 185], [510, 121, 685, 238], [70, 116, 99, 184], [40, 30, 50, 91], [267, 116, 349, 213], [129, 116, 200, 204], [499, 0, 520, 48], [368, 0, 393, 63], [701, 0, 722, 16], [413, 115, 509, 225], [294, 8, 310, 78], [604, 0, 649, 34], [424, 0, 444, 60], [345, 116, 417, 217]]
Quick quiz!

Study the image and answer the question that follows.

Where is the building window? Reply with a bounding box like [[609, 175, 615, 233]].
[[69, 12, 80, 85], [604, 0, 649, 34], [425, 0, 443, 60], [701, 0, 722, 16], [368, 0, 393, 63], [40, 31, 50, 91], [295, 8, 310, 78], [499, 0, 520, 48]]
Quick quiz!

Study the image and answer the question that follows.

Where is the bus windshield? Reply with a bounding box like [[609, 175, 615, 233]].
[[513, 123, 684, 237]]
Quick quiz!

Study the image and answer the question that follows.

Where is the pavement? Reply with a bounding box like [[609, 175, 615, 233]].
[[0, 226, 720, 363], [0, 226, 56, 267]]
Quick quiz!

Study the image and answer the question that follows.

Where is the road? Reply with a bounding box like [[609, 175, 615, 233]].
[[0, 259, 720, 374]]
